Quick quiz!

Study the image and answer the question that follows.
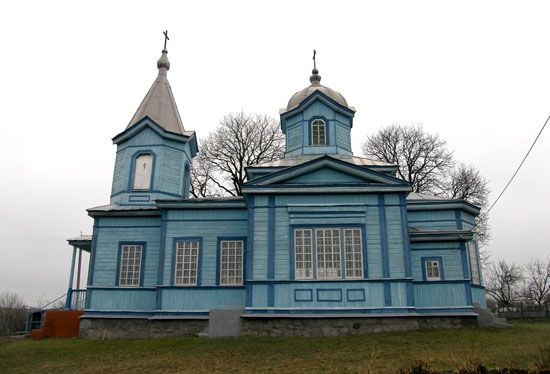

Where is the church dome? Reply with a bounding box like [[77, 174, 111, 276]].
[[284, 68, 350, 113]]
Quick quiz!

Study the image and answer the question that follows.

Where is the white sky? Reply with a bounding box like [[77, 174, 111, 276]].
[[1, 0, 549, 305]]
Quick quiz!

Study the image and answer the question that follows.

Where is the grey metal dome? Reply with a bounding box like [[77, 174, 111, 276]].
[[284, 68, 351, 113]]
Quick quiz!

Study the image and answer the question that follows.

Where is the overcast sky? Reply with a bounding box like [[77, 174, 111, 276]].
[[1, 0, 549, 305]]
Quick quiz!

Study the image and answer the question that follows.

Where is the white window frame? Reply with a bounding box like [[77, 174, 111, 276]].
[[315, 228, 342, 279], [219, 240, 244, 286], [425, 260, 441, 281], [311, 119, 327, 146], [468, 241, 480, 284], [174, 240, 199, 286], [294, 229, 313, 279], [119, 244, 143, 287], [132, 153, 153, 190], [343, 228, 363, 279]]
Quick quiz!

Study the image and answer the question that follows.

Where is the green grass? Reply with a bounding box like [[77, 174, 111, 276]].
[[1, 321, 549, 373]]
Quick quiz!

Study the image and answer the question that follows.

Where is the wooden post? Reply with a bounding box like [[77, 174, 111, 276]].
[[65, 246, 77, 309], [76, 248, 82, 290]]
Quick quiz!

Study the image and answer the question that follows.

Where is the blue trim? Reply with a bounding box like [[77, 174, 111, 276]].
[[246, 196, 254, 280], [183, 162, 191, 198], [384, 282, 392, 306], [171, 237, 203, 286], [245, 283, 252, 307], [410, 246, 461, 251], [110, 190, 184, 199], [98, 225, 161, 229], [400, 194, 412, 278], [249, 278, 412, 284], [460, 242, 470, 279], [378, 195, 390, 278], [361, 225, 369, 278], [267, 196, 275, 279], [421, 256, 444, 281], [289, 227, 296, 279], [294, 289, 313, 302], [128, 150, 157, 192], [156, 211, 168, 309], [413, 279, 469, 285], [317, 288, 343, 302], [267, 284, 275, 307], [128, 195, 151, 202], [166, 219, 248, 222], [244, 308, 423, 315], [116, 241, 147, 287], [465, 282, 473, 305], [455, 210, 463, 230], [346, 289, 366, 302], [406, 282, 414, 306], [216, 236, 247, 286], [155, 285, 245, 290]]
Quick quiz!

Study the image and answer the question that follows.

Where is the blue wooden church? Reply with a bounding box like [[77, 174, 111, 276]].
[[65, 45, 486, 338]]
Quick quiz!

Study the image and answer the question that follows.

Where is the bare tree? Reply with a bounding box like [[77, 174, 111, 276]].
[[190, 150, 224, 198], [362, 125, 491, 245], [485, 260, 523, 307], [362, 124, 454, 194], [197, 112, 285, 196], [0, 292, 27, 336], [446, 163, 491, 246], [522, 257, 550, 305]]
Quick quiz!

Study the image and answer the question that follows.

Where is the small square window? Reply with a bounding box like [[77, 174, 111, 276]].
[[425, 260, 441, 281]]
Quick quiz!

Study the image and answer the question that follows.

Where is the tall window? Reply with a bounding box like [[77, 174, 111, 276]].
[[132, 154, 153, 190], [295, 229, 313, 279], [316, 229, 341, 279], [344, 229, 363, 278], [119, 244, 143, 286], [220, 240, 244, 285], [468, 241, 480, 284], [311, 120, 326, 145], [425, 260, 441, 281], [175, 241, 199, 285]]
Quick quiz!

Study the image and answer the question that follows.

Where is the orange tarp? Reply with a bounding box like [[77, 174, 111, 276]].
[[29, 310, 83, 339]]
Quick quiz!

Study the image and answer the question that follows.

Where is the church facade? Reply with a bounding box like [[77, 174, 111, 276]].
[[75, 46, 486, 338]]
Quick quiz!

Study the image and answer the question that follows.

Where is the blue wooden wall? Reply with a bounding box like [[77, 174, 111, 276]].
[[110, 125, 193, 205], [282, 101, 353, 157]]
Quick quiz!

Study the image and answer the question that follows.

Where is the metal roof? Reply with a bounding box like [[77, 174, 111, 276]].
[[281, 68, 354, 114], [249, 154, 395, 168], [406, 192, 447, 201], [126, 49, 186, 135]]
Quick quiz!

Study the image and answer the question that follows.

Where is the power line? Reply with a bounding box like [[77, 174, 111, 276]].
[[482, 112, 550, 219]]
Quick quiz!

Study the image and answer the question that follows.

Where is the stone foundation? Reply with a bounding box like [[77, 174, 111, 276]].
[[79, 315, 476, 339], [79, 318, 208, 339], [241, 316, 477, 337]]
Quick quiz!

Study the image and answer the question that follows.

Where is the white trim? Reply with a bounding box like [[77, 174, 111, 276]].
[[119, 244, 142, 287], [294, 229, 313, 279], [425, 260, 441, 281], [343, 228, 363, 279]]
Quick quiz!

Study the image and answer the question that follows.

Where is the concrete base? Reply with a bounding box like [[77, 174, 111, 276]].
[[79, 317, 208, 339], [208, 309, 244, 337]]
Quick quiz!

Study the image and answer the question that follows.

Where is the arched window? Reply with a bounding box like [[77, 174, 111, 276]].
[[132, 154, 153, 190], [312, 120, 326, 146]]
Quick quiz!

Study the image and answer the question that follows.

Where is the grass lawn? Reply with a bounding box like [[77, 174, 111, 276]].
[[1, 321, 549, 373]]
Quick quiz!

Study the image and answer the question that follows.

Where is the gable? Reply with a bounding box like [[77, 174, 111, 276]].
[[280, 167, 366, 185], [243, 156, 412, 194]]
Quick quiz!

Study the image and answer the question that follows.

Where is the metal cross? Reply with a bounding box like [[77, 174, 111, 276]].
[[163, 30, 169, 50], [313, 49, 317, 70]]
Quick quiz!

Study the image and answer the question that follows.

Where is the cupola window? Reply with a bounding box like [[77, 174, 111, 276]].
[[132, 154, 153, 190], [312, 120, 327, 146]]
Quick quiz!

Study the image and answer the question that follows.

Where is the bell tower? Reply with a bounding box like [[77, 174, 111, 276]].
[[279, 51, 356, 157], [109, 32, 198, 205]]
